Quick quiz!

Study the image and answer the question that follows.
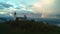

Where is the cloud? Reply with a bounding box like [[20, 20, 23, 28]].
[[0, 5, 5, 9], [30, 0, 60, 18], [0, 2, 13, 9], [0, 0, 60, 18], [0, 12, 6, 14], [0, 2, 17, 12]]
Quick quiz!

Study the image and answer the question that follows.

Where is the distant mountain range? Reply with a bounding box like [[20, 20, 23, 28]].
[[0, 12, 60, 26], [0, 13, 14, 22], [27, 17, 60, 25]]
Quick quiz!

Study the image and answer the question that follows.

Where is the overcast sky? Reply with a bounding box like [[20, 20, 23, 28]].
[[0, 0, 60, 18]]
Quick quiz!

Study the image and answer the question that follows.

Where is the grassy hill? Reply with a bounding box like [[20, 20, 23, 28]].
[[0, 19, 60, 34]]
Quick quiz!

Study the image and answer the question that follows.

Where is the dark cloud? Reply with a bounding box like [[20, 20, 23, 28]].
[[0, 2, 13, 9]]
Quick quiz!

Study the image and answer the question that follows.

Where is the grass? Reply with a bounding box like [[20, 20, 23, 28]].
[[0, 19, 60, 34]]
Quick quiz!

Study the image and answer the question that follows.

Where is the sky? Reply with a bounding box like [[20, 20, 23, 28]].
[[0, 0, 60, 18]]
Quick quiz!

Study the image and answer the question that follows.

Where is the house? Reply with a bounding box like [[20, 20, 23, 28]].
[[15, 15, 27, 21]]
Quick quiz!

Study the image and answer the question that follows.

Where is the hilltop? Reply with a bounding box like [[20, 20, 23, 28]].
[[0, 19, 60, 34]]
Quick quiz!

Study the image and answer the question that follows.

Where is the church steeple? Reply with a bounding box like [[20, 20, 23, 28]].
[[24, 15, 27, 20], [14, 11, 16, 20]]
